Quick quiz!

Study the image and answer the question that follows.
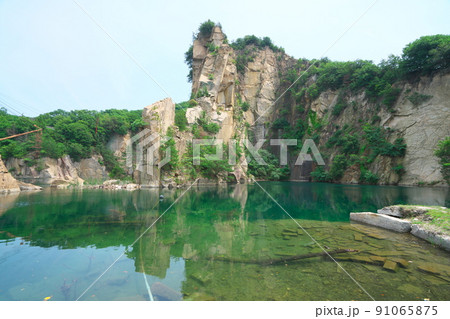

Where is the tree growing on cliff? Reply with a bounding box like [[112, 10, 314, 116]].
[[435, 137, 450, 184]]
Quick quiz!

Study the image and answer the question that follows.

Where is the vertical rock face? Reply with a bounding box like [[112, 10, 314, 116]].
[[142, 98, 175, 135], [191, 27, 294, 143], [135, 98, 176, 186], [6, 155, 83, 185], [304, 74, 450, 185], [73, 155, 109, 181], [189, 27, 449, 185], [5, 155, 109, 184], [188, 27, 297, 182], [191, 28, 238, 143], [386, 73, 450, 185], [241, 49, 294, 140], [0, 155, 20, 193], [107, 133, 131, 157]]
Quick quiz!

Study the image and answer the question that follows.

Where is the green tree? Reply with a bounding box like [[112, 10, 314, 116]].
[[435, 137, 450, 183], [329, 155, 348, 180], [247, 149, 289, 180], [175, 109, 188, 131], [41, 134, 66, 159], [198, 20, 215, 36], [400, 35, 450, 76]]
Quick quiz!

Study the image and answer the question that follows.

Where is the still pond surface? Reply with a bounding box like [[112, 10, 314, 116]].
[[0, 182, 449, 301]]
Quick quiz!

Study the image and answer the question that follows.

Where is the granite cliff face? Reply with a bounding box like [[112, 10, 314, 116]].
[[186, 26, 449, 186], [191, 26, 294, 141], [133, 98, 175, 186], [6, 155, 98, 185], [0, 155, 20, 193], [388, 74, 450, 185], [0, 155, 42, 193]]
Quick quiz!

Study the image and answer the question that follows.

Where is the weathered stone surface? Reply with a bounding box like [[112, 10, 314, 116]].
[[417, 262, 450, 276], [193, 39, 207, 60], [392, 73, 450, 185], [107, 133, 130, 157], [136, 98, 176, 187], [368, 250, 408, 257], [369, 255, 387, 264], [350, 212, 412, 232], [411, 224, 450, 251], [0, 155, 20, 193], [377, 206, 404, 218], [103, 179, 119, 186], [378, 205, 429, 218], [142, 98, 175, 135], [7, 155, 84, 185], [185, 106, 203, 124], [383, 260, 398, 272], [43, 156, 82, 184], [124, 183, 139, 190], [74, 155, 108, 182], [391, 258, 410, 268]]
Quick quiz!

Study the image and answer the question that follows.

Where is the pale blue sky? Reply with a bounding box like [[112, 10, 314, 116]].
[[0, 0, 449, 116]]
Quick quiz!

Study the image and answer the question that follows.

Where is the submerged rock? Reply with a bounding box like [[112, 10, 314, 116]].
[[368, 250, 409, 257], [151, 282, 182, 301], [190, 272, 212, 285], [369, 255, 387, 265], [417, 262, 450, 277], [383, 260, 398, 272], [391, 258, 410, 268]]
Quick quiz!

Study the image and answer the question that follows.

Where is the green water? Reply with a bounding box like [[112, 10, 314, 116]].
[[0, 182, 449, 301]]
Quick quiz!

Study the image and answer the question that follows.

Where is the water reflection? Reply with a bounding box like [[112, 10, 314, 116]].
[[0, 183, 449, 300]]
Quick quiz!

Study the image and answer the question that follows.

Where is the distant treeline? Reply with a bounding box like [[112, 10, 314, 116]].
[[0, 108, 146, 178]]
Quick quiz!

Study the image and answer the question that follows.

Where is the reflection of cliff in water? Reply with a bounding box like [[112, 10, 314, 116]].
[[1, 183, 450, 300], [0, 183, 448, 250], [129, 186, 247, 279]]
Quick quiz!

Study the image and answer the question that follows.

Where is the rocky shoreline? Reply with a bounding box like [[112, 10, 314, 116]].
[[350, 205, 450, 251]]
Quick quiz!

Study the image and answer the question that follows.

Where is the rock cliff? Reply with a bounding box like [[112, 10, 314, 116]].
[[0, 155, 42, 193], [134, 98, 175, 187], [185, 26, 449, 186], [0, 155, 20, 193], [2, 26, 448, 188]]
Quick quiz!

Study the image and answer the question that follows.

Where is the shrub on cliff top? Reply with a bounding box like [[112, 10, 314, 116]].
[[198, 20, 216, 36], [231, 35, 284, 52]]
